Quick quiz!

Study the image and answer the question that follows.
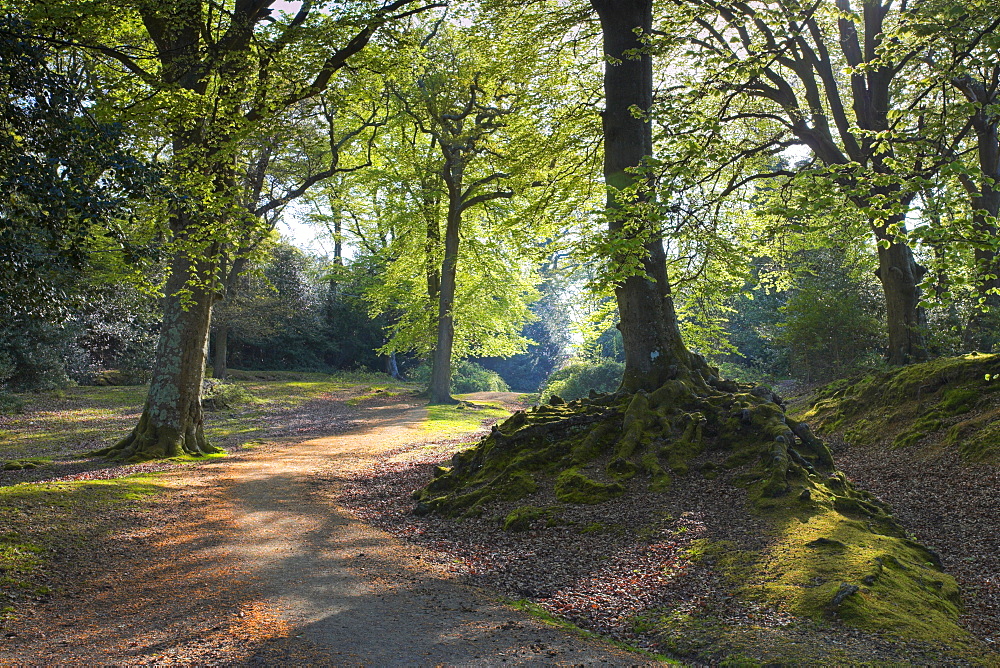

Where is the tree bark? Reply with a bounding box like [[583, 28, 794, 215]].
[[591, 0, 697, 392], [874, 230, 928, 365], [385, 351, 401, 379], [963, 188, 1000, 352], [958, 78, 1000, 351], [213, 322, 229, 380], [428, 188, 461, 405], [95, 241, 220, 460]]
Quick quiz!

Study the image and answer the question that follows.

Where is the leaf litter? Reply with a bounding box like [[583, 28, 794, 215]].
[[335, 416, 999, 664]]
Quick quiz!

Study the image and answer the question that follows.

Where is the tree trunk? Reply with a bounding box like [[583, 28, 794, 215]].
[[95, 244, 220, 461], [428, 192, 461, 405], [385, 351, 401, 379], [213, 322, 229, 380], [591, 0, 698, 392], [961, 104, 1000, 352], [425, 196, 442, 346], [874, 227, 928, 365]]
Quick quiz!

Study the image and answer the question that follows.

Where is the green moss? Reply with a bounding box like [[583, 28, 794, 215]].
[[502, 505, 560, 532], [579, 522, 607, 534], [945, 411, 1000, 462], [2, 458, 52, 471], [416, 368, 976, 652], [801, 354, 1000, 462], [503, 598, 677, 663], [554, 468, 624, 504], [424, 401, 511, 436], [744, 508, 963, 641]]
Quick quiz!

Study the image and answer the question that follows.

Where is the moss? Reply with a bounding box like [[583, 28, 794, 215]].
[[2, 458, 52, 471], [571, 421, 617, 464], [424, 401, 511, 436], [800, 354, 1000, 462], [945, 412, 1000, 462], [503, 598, 677, 663], [502, 505, 559, 532], [554, 468, 624, 504], [415, 368, 972, 649], [745, 508, 964, 641], [579, 522, 607, 534]]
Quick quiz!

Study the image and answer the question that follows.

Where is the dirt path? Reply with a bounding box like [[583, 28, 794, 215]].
[[3, 398, 647, 665]]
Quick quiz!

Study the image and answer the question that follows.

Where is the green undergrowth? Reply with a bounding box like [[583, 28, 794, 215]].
[[503, 598, 678, 663], [0, 474, 165, 622], [423, 399, 511, 437], [800, 353, 1000, 462], [412, 375, 980, 652]]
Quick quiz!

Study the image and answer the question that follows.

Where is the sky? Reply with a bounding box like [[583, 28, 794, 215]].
[[271, 1, 304, 13]]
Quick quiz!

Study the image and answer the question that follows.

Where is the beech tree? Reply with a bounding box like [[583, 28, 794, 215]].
[[917, 3, 1000, 350], [651, 0, 949, 364], [353, 13, 594, 404], [211, 75, 389, 379], [588, 0, 711, 391], [21, 0, 434, 459]]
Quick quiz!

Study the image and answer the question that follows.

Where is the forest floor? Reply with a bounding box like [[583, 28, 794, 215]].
[[0, 382, 647, 665], [1, 374, 998, 665]]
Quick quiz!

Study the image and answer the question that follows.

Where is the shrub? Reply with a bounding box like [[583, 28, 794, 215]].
[[539, 358, 624, 403], [0, 391, 24, 414], [409, 360, 510, 394], [201, 380, 257, 411]]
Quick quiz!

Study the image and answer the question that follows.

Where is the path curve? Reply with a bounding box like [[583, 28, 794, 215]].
[[4, 400, 649, 665]]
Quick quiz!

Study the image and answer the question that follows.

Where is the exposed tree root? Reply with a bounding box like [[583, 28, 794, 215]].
[[414, 378, 837, 517], [90, 407, 221, 462], [411, 377, 968, 640]]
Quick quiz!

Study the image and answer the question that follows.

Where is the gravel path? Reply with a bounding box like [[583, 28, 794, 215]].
[[2, 398, 647, 665]]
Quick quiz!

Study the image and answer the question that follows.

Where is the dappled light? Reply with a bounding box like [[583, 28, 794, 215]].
[[3, 0, 1000, 663]]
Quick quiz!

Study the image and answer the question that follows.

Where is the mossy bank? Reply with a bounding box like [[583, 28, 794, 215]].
[[800, 352, 1000, 462], [413, 377, 987, 657]]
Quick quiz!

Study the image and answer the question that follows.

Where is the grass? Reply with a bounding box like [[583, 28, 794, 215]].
[[0, 371, 418, 462], [423, 399, 510, 437]]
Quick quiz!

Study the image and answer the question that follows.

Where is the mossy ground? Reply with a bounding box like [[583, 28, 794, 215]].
[[0, 474, 164, 622], [799, 353, 1000, 462], [0, 371, 416, 464], [423, 398, 511, 437], [503, 598, 678, 664], [412, 377, 983, 653]]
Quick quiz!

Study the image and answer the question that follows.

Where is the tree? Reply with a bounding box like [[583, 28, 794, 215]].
[[652, 0, 962, 364], [211, 73, 389, 379], [341, 12, 593, 403], [23, 0, 434, 459], [589, 0, 708, 390], [922, 3, 1000, 351], [391, 22, 546, 403], [0, 16, 158, 323]]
